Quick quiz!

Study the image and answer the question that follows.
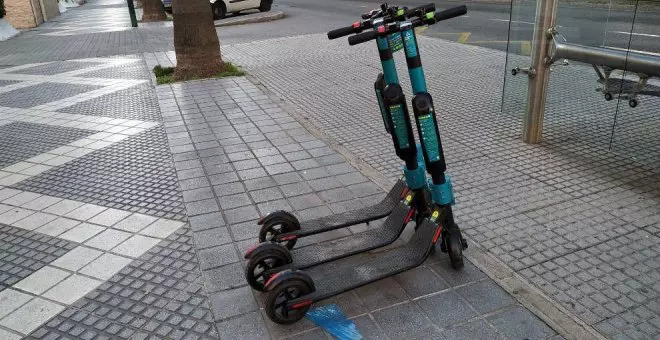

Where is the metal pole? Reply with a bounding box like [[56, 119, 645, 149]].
[[523, 0, 559, 144], [126, 0, 138, 27]]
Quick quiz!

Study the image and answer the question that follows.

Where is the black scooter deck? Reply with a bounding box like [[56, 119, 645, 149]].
[[289, 201, 411, 268], [297, 180, 406, 236], [301, 216, 437, 302]]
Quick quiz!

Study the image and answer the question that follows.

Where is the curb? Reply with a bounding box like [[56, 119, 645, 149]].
[[214, 11, 285, 27], [243, 65, 606, 340]]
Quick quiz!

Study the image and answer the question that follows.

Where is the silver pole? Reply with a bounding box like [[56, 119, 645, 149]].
[[523, 0, 559, 144]]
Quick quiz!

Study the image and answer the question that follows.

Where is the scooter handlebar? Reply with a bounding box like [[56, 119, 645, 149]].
[[434, 5, 467, 22], [406, 3, 435, 18], [348, 30, 379, 46], [328, 24, 360, 40]]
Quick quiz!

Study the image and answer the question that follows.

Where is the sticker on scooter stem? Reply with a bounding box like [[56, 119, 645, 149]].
[[418, 114, 441, 161], [389, 104, 410, 149]]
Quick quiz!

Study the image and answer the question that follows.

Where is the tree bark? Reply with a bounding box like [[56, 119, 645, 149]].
[[172, 0, 223, 80], [141, 0, 166, 22]]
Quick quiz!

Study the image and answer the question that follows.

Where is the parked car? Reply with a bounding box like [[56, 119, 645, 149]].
[[211, 0, 272, 20]]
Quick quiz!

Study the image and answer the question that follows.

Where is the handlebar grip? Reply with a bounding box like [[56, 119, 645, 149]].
[[406, 3, 435, 18], [328, 25, 358, 40], [348, 30, 379, 46], [435, 5, 468, 22]]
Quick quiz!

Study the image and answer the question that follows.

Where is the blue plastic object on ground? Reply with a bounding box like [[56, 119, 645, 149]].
[[306, 304, 362, 340]]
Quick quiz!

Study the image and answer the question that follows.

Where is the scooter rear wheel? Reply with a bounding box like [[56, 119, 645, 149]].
[[259, 217, 298, 249], [246, 248, 290, 291], [265, 279, 313, 324]]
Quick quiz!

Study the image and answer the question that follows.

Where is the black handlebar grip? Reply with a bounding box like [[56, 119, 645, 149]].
[[435, 5, 468, 22], [406, 3, 435, 18], [348, 30, 379, 45], [328, 25, 358, 40]]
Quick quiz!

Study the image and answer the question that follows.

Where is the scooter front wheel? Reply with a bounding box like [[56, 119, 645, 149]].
[[246, 247, 291, 291]]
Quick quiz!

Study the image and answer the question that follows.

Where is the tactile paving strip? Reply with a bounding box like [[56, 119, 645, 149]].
[[6, 61, 104, 76], [57, 83, 161, 122], [0, 79, 20, 87], [0, 121, 96, 168], [27, 226, 219, 340], [0, 224, 77, 291], [13, 126, 186, 220], [0, 82, 103, 108]]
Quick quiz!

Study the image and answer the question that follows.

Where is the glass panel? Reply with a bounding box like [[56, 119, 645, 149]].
[[609, 0, 660, 166]]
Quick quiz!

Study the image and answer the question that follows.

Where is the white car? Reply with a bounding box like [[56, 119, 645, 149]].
[[211, 0, 272, 20]]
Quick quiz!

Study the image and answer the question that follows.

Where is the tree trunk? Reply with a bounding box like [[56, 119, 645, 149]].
[[172, 0, 223, 80], [141, 0, 166, 22]]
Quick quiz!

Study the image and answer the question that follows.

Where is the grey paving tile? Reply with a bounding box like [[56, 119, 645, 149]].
[[84, 229, 131, 251], [456, 280, 517, 315], [215, 311, 269, 340], [430, 259, 488, 287], [209, 286, 258, 320], [417, 290, 479, 328], [354, 277, 409, 311], [0, 289, 32, 319], [182, 187, 215, 203], [59, 222, 106, 243], [0, 297, 65, 335], [442, 319, 504, 340], [112, 213, 158, 233], [50, 246, 103, 271], [214, 182, 246, 197], [224, 205, 259, 225], [202, 263, 245, 293], [112, 234, 161, 258], [218, 193, 253, 210], [372, 302, 442, 339], [185, 198, 220, 216], [248, 187, 283, 203], [140, 219, 185, 238], [43, 274, 102, 304], [189, 212, 225, 231], [14, 266, 70, 295], [198, 244, 239, 270], [394, 266, 449, 298], [487, 306, 555, 340], [79, 253, 132, 280], [87, 208, 131, 227], [193, 227, 232, 249]]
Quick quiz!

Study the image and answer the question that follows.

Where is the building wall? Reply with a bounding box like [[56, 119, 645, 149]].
[[5, 0, 61, 28]]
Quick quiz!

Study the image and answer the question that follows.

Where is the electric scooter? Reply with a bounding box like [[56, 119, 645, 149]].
[[243, 4, 437, 292], [260, 5, 469, 324]]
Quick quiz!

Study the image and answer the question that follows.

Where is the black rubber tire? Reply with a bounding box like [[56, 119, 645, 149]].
[[259, 219, 298, 249], [446, 232, 464, 270], [604, 93, 613, 101], [245, 248, 290, 291], [629, 99, 638, 108], [265, 279, 312, 324], [259, 0, 272, 12], [212, 1, 226, 20]]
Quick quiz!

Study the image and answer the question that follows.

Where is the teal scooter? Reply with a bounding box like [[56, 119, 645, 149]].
[[258, 5, 469, 324]]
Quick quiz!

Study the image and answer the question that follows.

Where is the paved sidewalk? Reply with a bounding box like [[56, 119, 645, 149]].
[[215, 33, 659, 339]]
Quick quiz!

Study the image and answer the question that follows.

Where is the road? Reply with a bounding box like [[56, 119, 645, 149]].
[[220, 0, 660, 55]]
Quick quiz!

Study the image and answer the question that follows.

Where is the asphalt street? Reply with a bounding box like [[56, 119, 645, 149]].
[[218, 0, 660, 55]]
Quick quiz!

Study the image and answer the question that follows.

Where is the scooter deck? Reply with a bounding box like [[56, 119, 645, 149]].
[[297, 180, 406, 236], [289, 201, 411, 269], [302, 215, 437, 302]]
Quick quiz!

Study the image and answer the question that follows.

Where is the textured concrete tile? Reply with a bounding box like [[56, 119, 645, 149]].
[[189, 212, 225, 231], [2, 191, 42, 206], [354, 277, 409, 311], [0, 207, 34, 225], [140, 218, 185, 238], [111, 234, 161, 258], [112, 213, 157, 233], [394, 266, 449, 298], [34, 217, 81, 237], [79, 253, 132, 280], [58, 222, 105, 242], [84, 229, 131, 250], [430, 259, 487, 287], [14, 266, 70, 294], [22, 195, 62, 211], [0, 297, 65, 335], [0, 289, 32, 319], [42, 274, 102, 304], [43, 199, 84, 215], [50, 246, 103, 271], [193, 227, 232, 249], [87, 208, 131, 226], [0, 328, 21, 340], [202, 263, 245, 293], [63, 203, 107, 221], [198, 244, 239, 270], [12, 212, 57, 231]]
